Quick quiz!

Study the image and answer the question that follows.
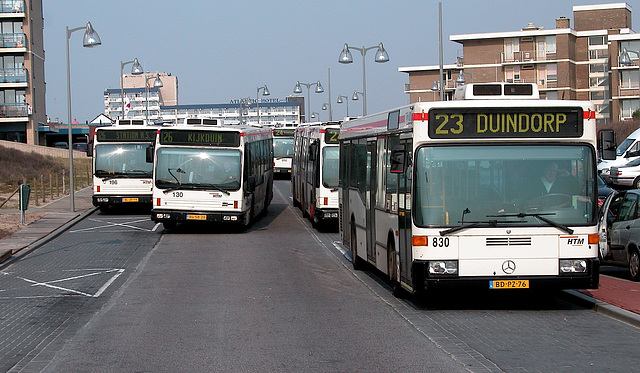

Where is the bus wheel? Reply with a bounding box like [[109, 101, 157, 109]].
[[99, 205, 110, 214], [388, 238, 403, 298], [351, 222, 363, 270], [162, 221, 177, 231]]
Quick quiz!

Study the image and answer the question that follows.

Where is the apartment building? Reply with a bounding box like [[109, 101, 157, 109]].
[[399, 3, 639, 125], [0, 0, 45, 144]]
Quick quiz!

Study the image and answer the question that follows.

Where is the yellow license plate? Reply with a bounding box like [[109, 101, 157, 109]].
[[489, 280, 529, 289], [186, 214, 207, 220], [122, 197, 139, 202]]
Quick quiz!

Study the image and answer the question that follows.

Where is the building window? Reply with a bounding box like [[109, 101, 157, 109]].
[[545, 36, 556, 54], [620, 70, 639, 89], [589, 63, 606, 74], [588, 35, 607, 46], [546, 64, 557, 82], [589, 49, 608, 60], [590, 91, 605, 101]]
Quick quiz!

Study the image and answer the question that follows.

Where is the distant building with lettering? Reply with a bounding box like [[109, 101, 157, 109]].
[[399, 2, 639, 125]]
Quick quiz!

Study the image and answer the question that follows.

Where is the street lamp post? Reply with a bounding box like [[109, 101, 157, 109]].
[[351, 91, 364, 114], [619, 48, 640, 118], [66, 21, 101, 212], [120, 58, 143, 119], [256, 85, 270, 125], [293, 81, 324, 122], [337, 95, 349, 117], [145, 74, 163, 124], [338, 42, 389, 116]]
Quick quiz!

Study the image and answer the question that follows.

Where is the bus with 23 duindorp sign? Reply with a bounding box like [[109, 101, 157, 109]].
[[339, 83, 615, 297]]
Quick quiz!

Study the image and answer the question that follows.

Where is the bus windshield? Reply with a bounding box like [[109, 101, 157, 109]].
[[274, 138, 293, 158], [322, 146, 339, 188], [414, 144, 596, 227], [95, 144, 153, 178], [155, 148, 241, 191]]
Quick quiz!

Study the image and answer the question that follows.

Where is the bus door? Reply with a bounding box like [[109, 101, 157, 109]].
[[397, 140, 413, 287], [309, 139, 320, 217], [366, 140, 377, 263]]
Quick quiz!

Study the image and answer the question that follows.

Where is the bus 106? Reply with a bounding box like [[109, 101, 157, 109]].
[[291, 122, 341, 226], [149, 123, 273, 229], [88, 120, 157, 212], [339, 83, 616, 297]]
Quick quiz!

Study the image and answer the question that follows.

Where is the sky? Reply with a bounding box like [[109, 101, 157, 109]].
[[42, 0, 638, 123]]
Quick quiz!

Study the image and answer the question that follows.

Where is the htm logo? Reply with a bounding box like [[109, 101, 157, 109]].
[[567, 238, 584, 245]]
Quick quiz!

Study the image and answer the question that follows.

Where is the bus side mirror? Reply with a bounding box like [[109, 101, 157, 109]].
[[86, 141, 93, 157], [390, 147, 406, 173], [247, 175, 257, 192], [599, 129, 616, 161], [146, 146, 154, 163]]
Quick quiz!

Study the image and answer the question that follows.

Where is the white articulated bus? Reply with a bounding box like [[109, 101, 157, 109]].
[[291, 122, 341, 225], [339, 83, 614, 296], [150, 123, 273, 229], [273, 128, 295, 176], [89, 120, 157, 212]]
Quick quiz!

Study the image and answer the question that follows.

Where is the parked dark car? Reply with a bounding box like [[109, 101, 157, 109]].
[[72, 142, 87, 152], [597, 174, 613, 208], [53, 142, 68, 149]]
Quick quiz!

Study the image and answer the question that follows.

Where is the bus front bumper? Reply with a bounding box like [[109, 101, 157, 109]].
[[151, 209, 248, 224], [412, 258, 600, 292], [93, 195, 152, 206]]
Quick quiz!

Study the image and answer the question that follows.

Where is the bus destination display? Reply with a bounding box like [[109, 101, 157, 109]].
[[324, 128, 340, 144], [159, 129, 240, 147], [428, 107, 583, 139], [97, 129, 157, 142], [274, 128, 295, 137]]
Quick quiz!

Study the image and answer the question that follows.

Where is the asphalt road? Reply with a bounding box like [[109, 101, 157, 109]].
[[1, 180, 639, 372]]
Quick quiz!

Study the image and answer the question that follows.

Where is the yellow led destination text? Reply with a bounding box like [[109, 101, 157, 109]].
[[187, 132, 224, 143], [476, 113, 567, 134], [428, 108, 580, 138]]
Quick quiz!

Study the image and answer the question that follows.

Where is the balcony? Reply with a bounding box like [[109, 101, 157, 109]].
[[0, 33, 26, 49], [0, 1, 24, 14], [0, 67, 26, 84], [501, 51, 556, 64], [0, 102, 28, 118]]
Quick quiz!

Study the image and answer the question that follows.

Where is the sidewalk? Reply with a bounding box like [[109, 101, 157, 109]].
[[0, 187, 96, 263], [0, 190, 639, 328]]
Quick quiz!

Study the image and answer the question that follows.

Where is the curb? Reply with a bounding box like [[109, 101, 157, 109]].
[[564, 289, 640, 328]]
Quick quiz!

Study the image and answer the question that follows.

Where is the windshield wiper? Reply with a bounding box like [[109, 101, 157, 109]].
[[486, 212, 574, 235], [167, 168, 185, 184], [125, 169, 152, 177], [440, 219, 524, 236], [161, 183, 230, 195]]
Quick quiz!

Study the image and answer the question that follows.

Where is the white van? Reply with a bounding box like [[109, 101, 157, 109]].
[[598, 127, 640, 182]]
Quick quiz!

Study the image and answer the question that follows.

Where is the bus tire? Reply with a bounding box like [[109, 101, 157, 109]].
[[388, 237, 404, 298], [162, 221, 177, 231], [351, 221, 363, 270]]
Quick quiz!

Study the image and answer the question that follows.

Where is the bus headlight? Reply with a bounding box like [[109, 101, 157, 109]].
[[428, 260, 458, 275], [559, 259, 587, 274]]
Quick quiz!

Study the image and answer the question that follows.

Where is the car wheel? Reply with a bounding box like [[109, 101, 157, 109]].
[[634, 178, 640, 189], [630, 249, 640, 281]]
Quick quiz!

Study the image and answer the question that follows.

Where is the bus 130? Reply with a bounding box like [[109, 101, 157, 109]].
[[291, 122, 341, 225], [149, 123, 273, 229], [273, 128, 294, 176], [339, 83, 616, 297], [89, 120, 156, 212]]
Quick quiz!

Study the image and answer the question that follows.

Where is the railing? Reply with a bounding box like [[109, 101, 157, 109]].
[[0, 67, 26, 83], [0, 103, 28, 118], [501, 51, 556, 63], [0, 1, 24, 13], [0, 33, 25, 48]]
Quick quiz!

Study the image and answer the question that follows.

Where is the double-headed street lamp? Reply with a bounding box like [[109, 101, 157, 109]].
[[293, 81, 324, 122], [619, 47, 640, 117], [120, 58, 143, 119], [256, 85, 270, 125], [338, 42, 389, 116], [66, 21, 101, 212], [145, 74, 163, 124]]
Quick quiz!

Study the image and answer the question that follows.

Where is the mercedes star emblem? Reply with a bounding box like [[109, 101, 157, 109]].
[[502, 260, 516, 274]]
